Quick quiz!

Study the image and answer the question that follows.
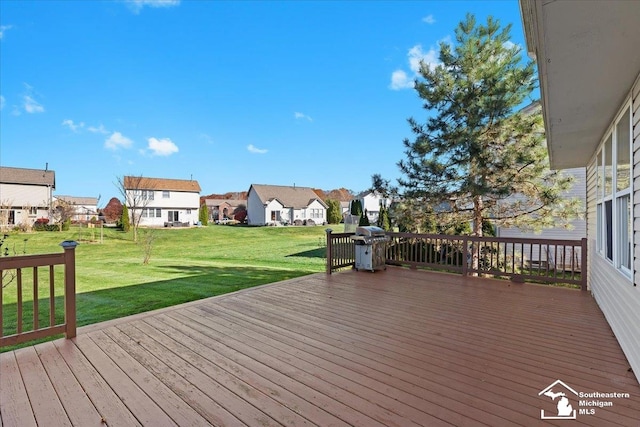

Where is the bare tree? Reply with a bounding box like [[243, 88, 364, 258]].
[[116, 175, 153, 242], [51, 198, 77, 230]]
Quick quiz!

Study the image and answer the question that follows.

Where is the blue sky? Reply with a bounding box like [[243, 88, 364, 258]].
[[0, 0, 528, 205]]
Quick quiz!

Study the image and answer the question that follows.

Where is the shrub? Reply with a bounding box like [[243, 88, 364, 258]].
[[120, 205, 131, 232], [199, 204, 209, 226]]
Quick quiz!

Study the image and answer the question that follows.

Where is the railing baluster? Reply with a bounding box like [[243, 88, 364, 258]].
[[50, 265, 55, 327], [33, 267, 39, 331], [17, 268, 23, 335]]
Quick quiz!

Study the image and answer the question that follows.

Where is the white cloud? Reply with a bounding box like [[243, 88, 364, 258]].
[[0, 95, 4, 110], [23, 95, 44, 113], [105, 132, 133, 150], [62, 119, 85, 132], [390, 43, 441, 91], [0, 25, 13, 40], [147, 137, 179, 156], [408, 44, 439, 73], [88, 124, 109, 134], [422, 14, 435, 25], [126, 0, 180, 13], [247, 144, 268, 154], [294, 112, 313, 122], [389, 70, 413, 90]]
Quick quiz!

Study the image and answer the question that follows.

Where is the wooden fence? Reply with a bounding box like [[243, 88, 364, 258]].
[[326, 230, 587, 290], [0, 241, 78, 347]]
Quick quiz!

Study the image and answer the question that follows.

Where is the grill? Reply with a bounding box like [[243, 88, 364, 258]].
[[350, 226, 390, 272]]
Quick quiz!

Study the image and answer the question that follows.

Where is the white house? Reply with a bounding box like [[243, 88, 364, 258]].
[[352, 190, 391, 223], [520, 0, 640, 382], [0, 166, 55, 229], [54, 195, 99, 222], [247, 184, 327, 226], [123, 176, 201, 227]]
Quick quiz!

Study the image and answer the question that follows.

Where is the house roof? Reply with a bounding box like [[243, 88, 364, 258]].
[[123, 176, 201, 193], [55, 195, 99, 206], [249, 184, 328, 209], [519, 0, 640, 168], [204, 199, 244, 208], [0, 166, 55, 188]]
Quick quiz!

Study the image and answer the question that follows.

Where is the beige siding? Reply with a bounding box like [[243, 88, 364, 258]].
[[591, 75, 640, 384]]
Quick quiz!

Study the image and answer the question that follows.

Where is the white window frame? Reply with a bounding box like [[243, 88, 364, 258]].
[[595, 102, 632, 279]]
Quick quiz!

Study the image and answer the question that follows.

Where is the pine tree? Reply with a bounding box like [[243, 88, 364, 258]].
[[375, 14, 580, 237]]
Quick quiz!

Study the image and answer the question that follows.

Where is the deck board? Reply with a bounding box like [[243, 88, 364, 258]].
[[1, 267, 639, 426]]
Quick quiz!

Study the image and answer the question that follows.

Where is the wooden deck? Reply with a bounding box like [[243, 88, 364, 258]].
[[1, 267, 638, 426]]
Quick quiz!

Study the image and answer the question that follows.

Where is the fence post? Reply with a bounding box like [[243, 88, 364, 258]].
[[580, 238, 588, 291], [325, 229, 333, 275], [462, 236, 469, 277], [60, 240, 79, 338]]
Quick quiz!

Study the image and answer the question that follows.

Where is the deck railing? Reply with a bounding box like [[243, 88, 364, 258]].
[[325, 229, 356, 274], [0, 241, 78, 347], [326, 230, 587, 290]]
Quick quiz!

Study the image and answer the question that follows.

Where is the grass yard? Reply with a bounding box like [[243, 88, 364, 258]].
[[1, 224, 341, 351]]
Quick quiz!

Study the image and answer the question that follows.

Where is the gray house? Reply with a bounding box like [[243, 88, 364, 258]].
[[247, 184, 327, 226]]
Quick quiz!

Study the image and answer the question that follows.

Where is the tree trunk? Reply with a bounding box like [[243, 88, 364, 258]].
[[470, 195, 484, 277]]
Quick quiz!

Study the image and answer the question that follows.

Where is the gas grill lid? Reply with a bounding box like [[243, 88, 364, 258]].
[[355, 226, 386, 237]]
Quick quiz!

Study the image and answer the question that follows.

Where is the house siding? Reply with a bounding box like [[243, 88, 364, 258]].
[[588, 76, 640, 383], [127, 190, 200, 227], [247, 187, 265, 225], [498, 167, 587, 241], [0, 183, 52, 208]]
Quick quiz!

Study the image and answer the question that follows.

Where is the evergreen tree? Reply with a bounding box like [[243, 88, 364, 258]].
[[359, 209, 370, 226], [199, 204, 209, 226], [374, 14, 580, 238], [377, 203, 391, 231], [350, 199, 363, 217], [325, 199, 343, 224], [120, 204, 131, 232]]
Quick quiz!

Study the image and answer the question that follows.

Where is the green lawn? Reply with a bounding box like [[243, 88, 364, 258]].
[[1, 224, 341, 350]]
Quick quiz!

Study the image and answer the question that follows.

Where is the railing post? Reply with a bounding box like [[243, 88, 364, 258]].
[[462, 236, 469, 277], [581, 238, 588, 291], [60, 240, 79, 338], [325, 229, 333, 275]]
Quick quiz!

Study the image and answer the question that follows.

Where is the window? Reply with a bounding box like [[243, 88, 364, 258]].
[[186, 209, 191, 214], [595, 104, 632, 276], [29, 207, 37, 216], [163, 191, 170, 199], [156, 208, 162, 218]]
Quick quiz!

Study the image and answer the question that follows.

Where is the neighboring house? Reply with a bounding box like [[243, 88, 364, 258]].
[[247, 184, 327, 226], [204, 199, 245, 222], [497, 167, 587, 235], [55, 195, 99, 222], [352, 190, 391, 223], [520, 0, 640, 382], [0, 166, 55, 229], [340, 200, 351, 215], [123, 176, 201, 227]]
